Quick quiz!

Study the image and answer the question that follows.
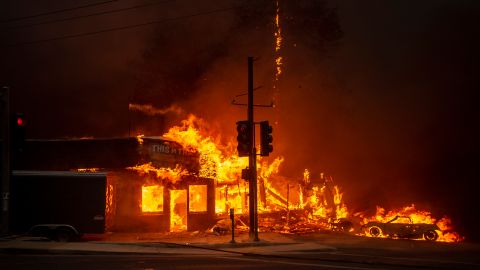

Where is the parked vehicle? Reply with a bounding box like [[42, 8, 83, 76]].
[[362, 216, 439, 241], [10, 171, 106, 241]]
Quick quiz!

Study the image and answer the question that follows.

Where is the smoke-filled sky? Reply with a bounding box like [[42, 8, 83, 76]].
[[1, 0, 479, 239]]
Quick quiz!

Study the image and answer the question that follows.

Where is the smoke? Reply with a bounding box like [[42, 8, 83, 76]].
[[129, 103, 184, 116]]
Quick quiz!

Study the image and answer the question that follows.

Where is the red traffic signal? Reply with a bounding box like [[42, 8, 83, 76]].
[[11, 113, 26, 151], [16, 115, 25, 126]]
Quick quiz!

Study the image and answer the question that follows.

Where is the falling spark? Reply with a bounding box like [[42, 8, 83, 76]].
[[76, 168, 100, 172], [273, 0, 283, 122], [136, 134, 144, 144], [273, 0, 283, 84]]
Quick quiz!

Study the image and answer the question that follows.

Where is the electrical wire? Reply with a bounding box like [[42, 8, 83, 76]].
[[0, 0, 119, 23], [2, 6, 241, 48], [4, 0, 177, 31]]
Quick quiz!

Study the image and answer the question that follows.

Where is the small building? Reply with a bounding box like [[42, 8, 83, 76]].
[[12, 137, 217, 233]]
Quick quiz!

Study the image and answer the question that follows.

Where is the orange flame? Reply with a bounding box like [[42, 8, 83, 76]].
[[141, 185, 164, 213], [127, 163, 188, 184], [163, 114, 248, 183], [360, 204, 463, 242]]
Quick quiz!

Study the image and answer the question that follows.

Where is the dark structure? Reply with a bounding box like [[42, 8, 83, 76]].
[[8, 136, 216, 233], [10, 171, 106, 238]]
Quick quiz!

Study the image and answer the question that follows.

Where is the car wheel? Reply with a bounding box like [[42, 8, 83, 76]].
[[369, 226, 382, 237], [423, 230, 438, 241]]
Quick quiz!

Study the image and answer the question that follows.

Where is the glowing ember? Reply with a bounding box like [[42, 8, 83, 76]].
[[272, 0, 283, 108], [77, 168, 100, 172], [105, 183, 114, 221], [274, 0, 283, 81], [136, 134, 144, 145]]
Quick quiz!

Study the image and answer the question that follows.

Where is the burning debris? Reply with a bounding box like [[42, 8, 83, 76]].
[[358, 204, 463, 242], [116, 114, 462, 243]]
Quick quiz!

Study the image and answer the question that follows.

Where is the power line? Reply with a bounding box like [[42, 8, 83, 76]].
[[0, 0, 119, 23], [5, 0, 177, 30], [2, 6, 241, 48]]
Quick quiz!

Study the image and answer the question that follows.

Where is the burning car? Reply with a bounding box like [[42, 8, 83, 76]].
[[362, 216, 440, 241]]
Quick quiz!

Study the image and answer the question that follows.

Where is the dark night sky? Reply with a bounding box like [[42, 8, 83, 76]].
[[1, 0, 480, 240]]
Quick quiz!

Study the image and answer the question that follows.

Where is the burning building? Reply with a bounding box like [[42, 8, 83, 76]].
[[11, 115, 463, 243]]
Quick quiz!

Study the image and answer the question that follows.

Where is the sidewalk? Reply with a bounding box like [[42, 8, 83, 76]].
[[0, 232, 335, 256]]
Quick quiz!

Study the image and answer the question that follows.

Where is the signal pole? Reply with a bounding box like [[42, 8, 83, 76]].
[[247, 57, 259, 241], [0, 86, 10, 234]]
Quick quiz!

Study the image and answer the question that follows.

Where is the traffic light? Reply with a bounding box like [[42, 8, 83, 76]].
[[260, 121, 273, 156], [11, 113, 26, 151], [236, 120, 251, 157]]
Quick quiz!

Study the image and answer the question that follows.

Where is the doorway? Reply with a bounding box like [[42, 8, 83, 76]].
[[170, 190, 187, 232]]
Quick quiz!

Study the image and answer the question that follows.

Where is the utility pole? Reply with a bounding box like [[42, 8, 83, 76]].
[[0, 86, 10, 234], [235, 57, 273, 241], [247, 57, 259, 241]]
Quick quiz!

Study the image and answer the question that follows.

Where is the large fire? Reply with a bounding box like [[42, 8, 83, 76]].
[[125, 114, 462, 242]]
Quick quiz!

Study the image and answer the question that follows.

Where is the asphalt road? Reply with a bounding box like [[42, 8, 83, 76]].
[[0, 254, 440, 270], [1, 232, 479, 269]]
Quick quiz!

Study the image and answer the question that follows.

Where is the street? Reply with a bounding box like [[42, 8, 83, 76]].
[[1, 232, 479, 269], [0, 253, 454, 270]]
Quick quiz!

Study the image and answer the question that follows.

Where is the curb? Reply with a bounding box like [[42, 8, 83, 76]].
[[0, 248, 152, 255]]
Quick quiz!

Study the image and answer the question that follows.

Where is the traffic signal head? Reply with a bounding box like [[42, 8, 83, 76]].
[[11, 113, 26, 151], [15, 114, 25, 127], [236, 120, 251, 157], [260, 121, 273, 156]]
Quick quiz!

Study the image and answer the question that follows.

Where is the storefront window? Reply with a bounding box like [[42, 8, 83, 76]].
[[189, 185, 207, 212], [141, 185, 163, 213]]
